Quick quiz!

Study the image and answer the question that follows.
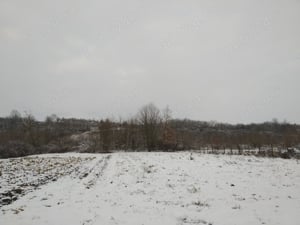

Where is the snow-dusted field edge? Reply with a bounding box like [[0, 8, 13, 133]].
[[1, 152, 300, 225]]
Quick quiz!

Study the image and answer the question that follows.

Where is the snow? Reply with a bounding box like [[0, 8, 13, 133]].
[[1, 152, 300, 225]]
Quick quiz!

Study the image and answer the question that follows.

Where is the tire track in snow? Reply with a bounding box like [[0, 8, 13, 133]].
[[83, 155, 111, 189]]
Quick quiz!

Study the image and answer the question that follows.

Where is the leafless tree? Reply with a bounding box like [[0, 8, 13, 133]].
[[162, 105, 172, 125], [161, 106, 177, 150], [98, 119, 113, 152], [22, 113, 38, 146], [137, 103, 161, 151]]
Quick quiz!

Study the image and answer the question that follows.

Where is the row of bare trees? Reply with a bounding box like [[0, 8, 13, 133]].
[[0, 110, 96, 158], [1, 103, 300, 157], [87, 103, 300, 154], [87, 103, 176, 152]]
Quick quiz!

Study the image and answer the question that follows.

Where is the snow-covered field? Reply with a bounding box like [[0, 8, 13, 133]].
[[1, 152, 300, 225]]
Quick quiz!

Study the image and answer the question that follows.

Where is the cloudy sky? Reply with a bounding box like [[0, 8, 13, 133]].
[[0, 0, 299, 123]]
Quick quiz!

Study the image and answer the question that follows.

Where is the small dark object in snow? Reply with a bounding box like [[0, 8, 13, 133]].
[[1, 197, 12, 204], [13, 188, 23, 194], [82, 173, 89, 178], [189, 153, 194, 160], [230, 184, 235, 187], [3, 191, 13, 197]]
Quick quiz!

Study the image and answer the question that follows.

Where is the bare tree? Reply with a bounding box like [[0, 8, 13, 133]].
[[161, 106, 177, 150], [162, 105, 172, 125], [99, 119, 113, 152], [6, 110, 23, 140], [123, 118, 139, 151], [22, 113, 38, 147], [9, 110, 22, 119], [45, 114, 59, 124], [137, 103, 161, 151]]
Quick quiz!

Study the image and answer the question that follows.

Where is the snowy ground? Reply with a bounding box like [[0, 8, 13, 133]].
[[1, 152, 300, 225]]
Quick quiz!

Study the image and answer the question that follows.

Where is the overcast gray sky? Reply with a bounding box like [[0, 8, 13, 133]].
[[0, 0, 299, 123]]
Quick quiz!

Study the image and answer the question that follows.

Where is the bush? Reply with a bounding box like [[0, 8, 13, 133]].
[[280, 152, 292, 159], [0, 141, 35, 158]]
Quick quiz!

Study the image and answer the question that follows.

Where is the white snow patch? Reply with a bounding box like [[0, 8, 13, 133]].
[[1, 152, 300, 225]]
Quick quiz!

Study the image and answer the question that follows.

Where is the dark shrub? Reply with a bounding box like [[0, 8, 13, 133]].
[[0, 141, 35, 158]]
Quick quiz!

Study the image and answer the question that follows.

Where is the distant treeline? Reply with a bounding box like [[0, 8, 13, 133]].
[[0, 104, 299, 158]]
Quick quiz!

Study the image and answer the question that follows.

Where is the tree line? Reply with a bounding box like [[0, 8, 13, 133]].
[[0, 104, 299, 158]]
